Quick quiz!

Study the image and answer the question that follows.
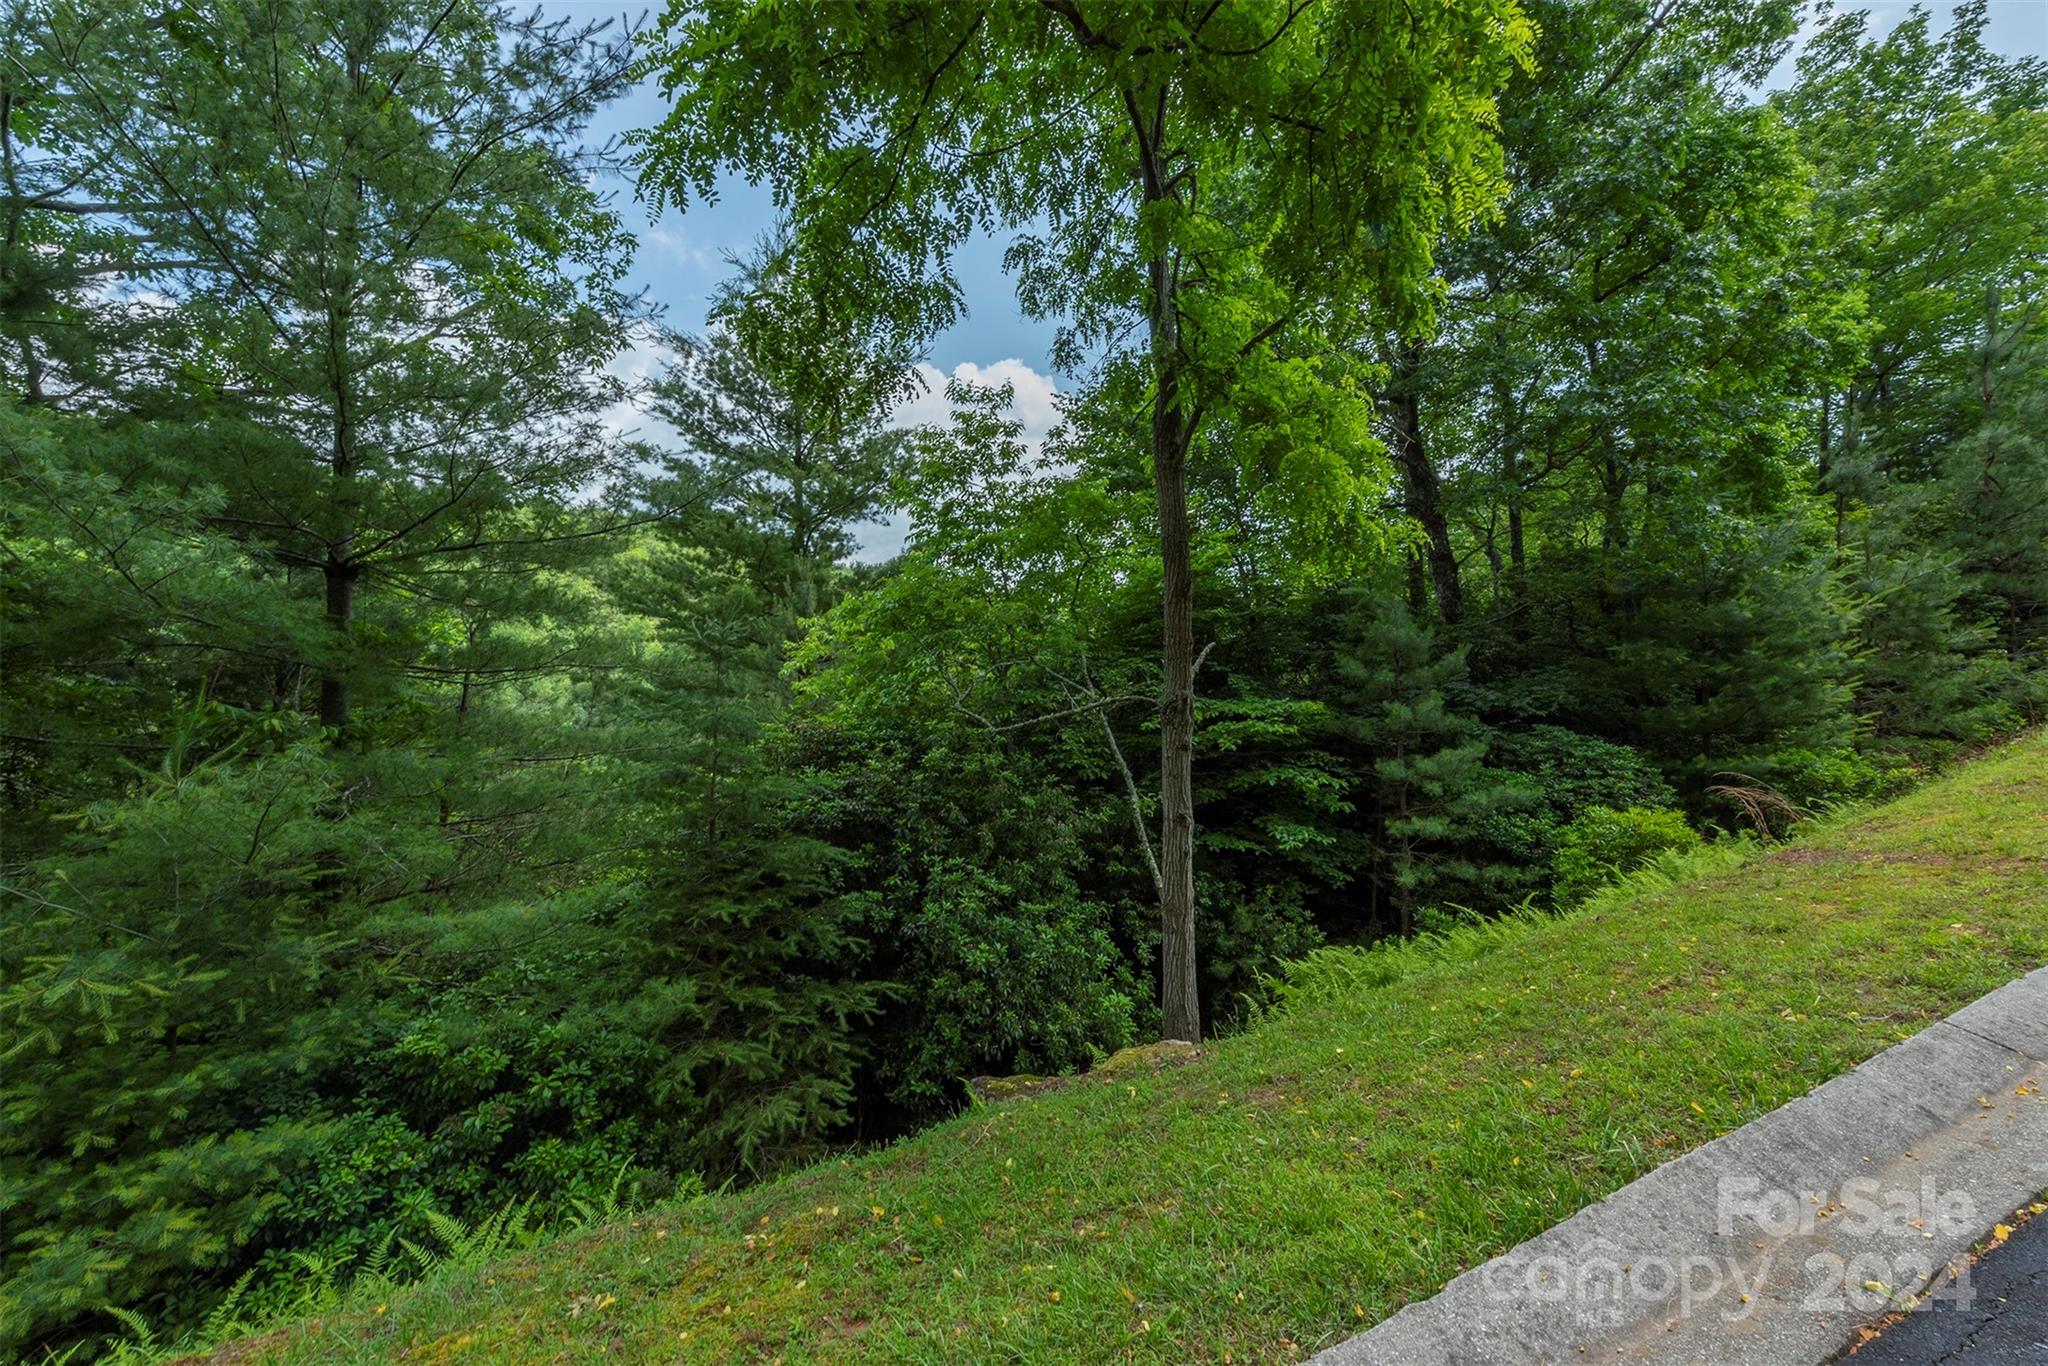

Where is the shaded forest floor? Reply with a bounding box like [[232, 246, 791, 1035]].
[[204, 733, 2048, 1365]]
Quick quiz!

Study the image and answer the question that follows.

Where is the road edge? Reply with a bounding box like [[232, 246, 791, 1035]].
[[1310, 965, 2048, 1365]]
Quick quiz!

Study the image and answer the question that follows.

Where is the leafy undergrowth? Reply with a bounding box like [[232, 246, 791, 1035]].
[[200, 734, 2048, 1365]]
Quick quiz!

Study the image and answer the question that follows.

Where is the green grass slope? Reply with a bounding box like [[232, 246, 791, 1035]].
[[209, 734, 2048, 1365]]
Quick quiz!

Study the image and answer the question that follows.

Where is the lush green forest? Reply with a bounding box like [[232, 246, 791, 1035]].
[[1, 0, 2042, 1357]]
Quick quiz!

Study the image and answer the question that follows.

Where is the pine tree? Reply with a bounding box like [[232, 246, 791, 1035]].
[[1608, 523, 1860, 790], [1327, 595, 1524, 936], [1851, 496, 2019, 763], [1, 6, 655, 1352], [1944, 331, 2048, 689], [20, 0, 643, 733], [602, 540, 880, 1177], [640, 0, 1534, 1042], [647, 238, 918, 617]]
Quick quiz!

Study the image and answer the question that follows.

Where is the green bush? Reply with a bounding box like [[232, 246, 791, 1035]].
[[800, 728, 1147, 1123], [1765, 747, 1880, 806], [0, 745, 354, 1356], [1551, 806, 1702, 908], [1476, 727, 1680, 890], [1712, 747, 1914, 832]]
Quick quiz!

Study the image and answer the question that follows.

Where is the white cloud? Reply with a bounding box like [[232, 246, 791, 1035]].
[[644, 223, 717, 271], [1755, 2, 2044, 95], [849, 511, 911, 561], [890, 357, 1063, 455], [852, 358, 1064, 563], [579, 339, 1065, 563], [594, 324, 679, 447]]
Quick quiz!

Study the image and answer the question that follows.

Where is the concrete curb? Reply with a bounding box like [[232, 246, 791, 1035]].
[[1310, 967, 2048, 1366]]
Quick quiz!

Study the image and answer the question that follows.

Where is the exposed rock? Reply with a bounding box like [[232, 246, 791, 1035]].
[[966, 1072, 1058, 1102], [1092, 1039, 1199, 1078], [967, 1038, 1203, 1105]]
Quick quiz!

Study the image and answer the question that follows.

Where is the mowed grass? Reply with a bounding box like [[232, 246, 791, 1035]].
[[213, 733, 2048, 1365]]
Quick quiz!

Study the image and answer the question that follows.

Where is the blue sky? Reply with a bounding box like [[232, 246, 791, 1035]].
[[553, 16, 1060, 379], [558, 0, 2045, 362], [550, 0, 2046, 552]]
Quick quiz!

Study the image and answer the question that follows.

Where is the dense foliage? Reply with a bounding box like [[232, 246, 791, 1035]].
[[1, 0, 2041, 1356]]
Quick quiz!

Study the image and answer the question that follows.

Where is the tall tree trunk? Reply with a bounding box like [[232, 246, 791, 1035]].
[[1, 91, 47, 406], [1390, 339, 1462, 625], [1506, 472, 1527, 623], [318, 553, 353, 729], [1507, 493, 1525, 580], [1497, 377, 1527, 625], [1153, 358, 1199, 1043], [1833, 392, 1860, 551], [1582, 338, 1630, 556], [320, 55, 365, 735], [1817, 388, 1832, 477], [1129, 84, 1200, 1044], [1979, 282, 2000, 421], [319, 316, 358, 731], [1391, 742, 1412, 938], [319, 292, 356, 732], [1485, 276, 1523, 617], [1599, 456, 1629, 554]]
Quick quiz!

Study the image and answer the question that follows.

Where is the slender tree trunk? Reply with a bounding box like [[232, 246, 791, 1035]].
[[791, 445, 820, 617], [1507, 493, 1525, 581], [1582, 339, 1630, 555], [319, 327, 358, 731], [1392, 741, 1412, 938], [1973, 286, 2024, 658], [1817, 388, 1832, 477], [319, 55, 366, 735], [318, 552, 354, 729], [1153, 367, 1199, 1043], [1817, 387, 1842, 549], [1834, 392, 1860, 551], [1129, 83, 1201, 1044], [1599, 457, 1629, 553], [1485, 276, 1524, 617], [1390, 339, 1462, 624], [1486, 367, 1528, 619], [1, 92, 47, 406], [1979, 283, 2000, 421]]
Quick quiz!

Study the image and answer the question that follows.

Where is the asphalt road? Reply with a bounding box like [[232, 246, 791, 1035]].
[[1843, 1209, 2048, 1364]]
